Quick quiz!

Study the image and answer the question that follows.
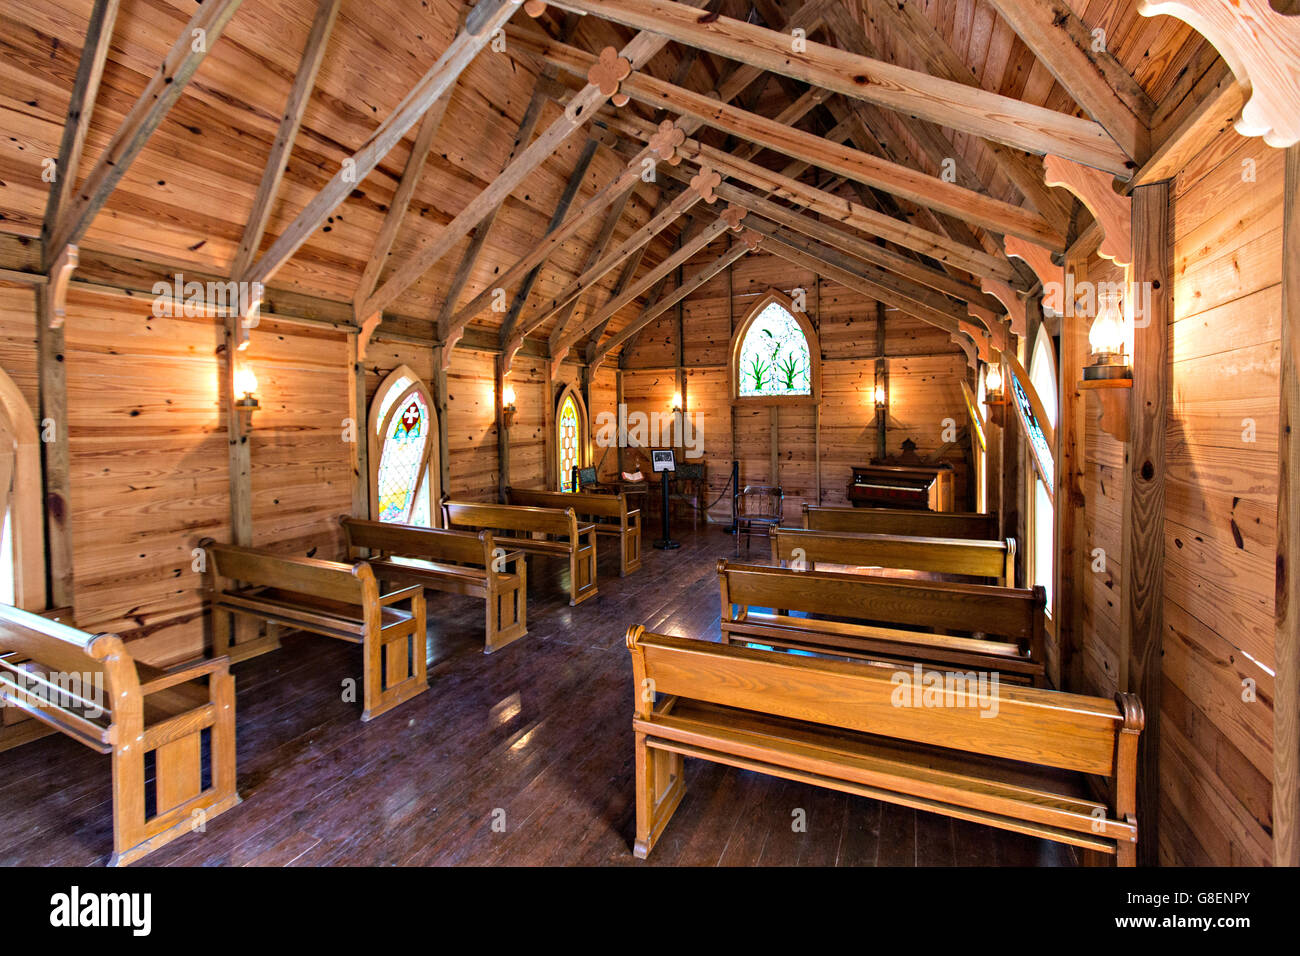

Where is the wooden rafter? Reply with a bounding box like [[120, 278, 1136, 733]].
[[234, 0, 343, 284], [241, 0, 522, 293], [542, 0, 1132, 176], [360, 0, 710, 321], [40, 0, 121, 268], [511, 27, 1063, 249], [985, 0, 1154, 164], [48, 0, 245, 256], [591, 239, 751, 369]]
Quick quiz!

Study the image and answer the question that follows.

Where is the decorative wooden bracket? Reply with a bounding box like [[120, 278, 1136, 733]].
[[357, 311, 382, 362], [720, 206, 747, 231], [1079, 378, 1132, 442], [1004, 236, 1063, 313], [980, 279, 1027, 338], [439, 325, 465, 371], [235, 282, 264, 352], [1043, 154, 1133, 266], [46, 244, 79, 329], [502, 333, 525, 370], [957, 320, 992, 363], [524, 1, 547, 17], [588, 47, 632, 108], [689, 165, 722, 203], [950, 330, 977, 369], [1138, 0, 1300, 148], [649, 120, 686, 166], [738, 228, 762, 252]]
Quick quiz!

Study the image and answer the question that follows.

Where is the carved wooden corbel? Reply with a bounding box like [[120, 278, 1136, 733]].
[[523, 1, 547, 17], [47, 244, 79, 329], [1004, 236, 1063, 313], [1043, 154, 1132, 267], [689, 165, 722, 203], [980, 279, 1027, 339], [950, 331, 977, 370], [1138, 0, 1300, 148], [357, 311, 382, 362], [649, 120, 686, 166]]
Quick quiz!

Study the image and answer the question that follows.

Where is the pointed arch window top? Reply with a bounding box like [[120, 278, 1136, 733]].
[[730, 292, 820, 404]]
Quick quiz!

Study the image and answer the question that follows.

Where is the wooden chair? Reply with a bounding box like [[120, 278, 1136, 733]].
[[803, 503, 999, 540], [0, 605, 239, 866], [771, 527, 1017, 587], [442, 500, 598, 605], [340, 518, 527, 653], [204, 542, 428, 721], [718, 560, 1047, 686], [626, 625, 1142, 865], [507, 487, 642, 576], [734, 484, 784, 554]]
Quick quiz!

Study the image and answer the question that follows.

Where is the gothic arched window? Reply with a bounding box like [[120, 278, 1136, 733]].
[[730, 291, 819, 403], [368, 366, 440, 527], [555, 385, 588, 492]]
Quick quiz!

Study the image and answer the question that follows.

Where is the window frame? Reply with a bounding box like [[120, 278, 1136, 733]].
[[554, 383, 589, 492], [367, 365, 441, 527], [728, 289, 821, 407], [1026, 327, 1059, 620], [0, 368, 44, 609]]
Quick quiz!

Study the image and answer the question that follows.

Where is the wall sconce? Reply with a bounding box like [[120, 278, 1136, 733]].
[[983, 361, 1008, 406], [670, 391, 683, 413], [501, 382, 517, 427], [233, 365, 259, 418], [872, 380, 887, 411], [1078, 287, 1132, 442]]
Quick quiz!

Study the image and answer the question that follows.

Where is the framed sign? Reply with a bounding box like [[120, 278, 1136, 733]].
[[959, 379, 987, 453], [651, 449, 676, 473]]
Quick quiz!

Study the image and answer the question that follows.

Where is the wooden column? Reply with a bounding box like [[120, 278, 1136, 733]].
[[875, 301, 887, 461], [1057, 243, 1092, 692], [1276, 144, 1300, 867], [495, 355, 510, 502], [347, 332, 369, 519], [544, 364, 556, 490], [1120, 181, 1169, 867], [814, 276, 822, 504], [36, 288, 73, 609], [433, 346, 451, 512]]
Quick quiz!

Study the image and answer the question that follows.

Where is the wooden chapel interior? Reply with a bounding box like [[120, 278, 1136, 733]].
[[0, 0, 1296, 867]]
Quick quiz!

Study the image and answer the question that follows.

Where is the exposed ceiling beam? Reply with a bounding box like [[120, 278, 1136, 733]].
[[49, 0, 246, 256], [591, 238, 751, 369], [543, 0, 1132, 176], [603, 112, 1018, 280], [360, 0, 711, 321], [234, 0, 343, 284], [984, 0, 1154, 163], [511, 28, 1062, 248], [41, 0, 121, 268]]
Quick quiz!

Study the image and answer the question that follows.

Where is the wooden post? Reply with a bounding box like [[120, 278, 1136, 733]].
[[1276, 144, 1300, 867], [615, 367, 625, 477], [544, 364, 556, 490], [875, 301, 887, 461], [433, 345, 451, 513], [347, 332, 369, 519], [496, 355, 510, 502], [1056, 242, 1092, 692], [36, 287, 74, 610], [814, 276, 822, 504], [1121, 181, 1169, 867]]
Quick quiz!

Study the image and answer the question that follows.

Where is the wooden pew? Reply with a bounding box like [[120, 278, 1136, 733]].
[[718, 560, 1047, 686], [803, 503, 999, 540], [626, 625, 1142, 864], [506, 487, 641, 576], [0, 605, 239, 865], [204, 542, 427, 721], [341, 517, 527, 654], [442, 500, 598, 606], [772, 526, 1017, 586]]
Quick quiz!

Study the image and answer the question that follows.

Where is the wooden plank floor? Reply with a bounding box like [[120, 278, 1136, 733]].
[[0, 523, 1076, 867]]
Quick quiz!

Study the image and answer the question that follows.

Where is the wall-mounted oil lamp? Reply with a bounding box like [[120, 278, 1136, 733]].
[[234, 366, 259, 422], [981, 360, 1008, 428], [501, 382, 517, 426], [670, 390, 683, 413], [1078, 286, 1133, 442]]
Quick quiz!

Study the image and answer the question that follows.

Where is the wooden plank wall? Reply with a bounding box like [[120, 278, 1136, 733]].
[[1155, 129, 1280, 866], [619, 249, 971, 524]]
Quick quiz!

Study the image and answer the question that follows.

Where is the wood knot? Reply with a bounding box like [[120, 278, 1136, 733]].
[[690, 165, 722, 203], [588, 47, 632, 107]]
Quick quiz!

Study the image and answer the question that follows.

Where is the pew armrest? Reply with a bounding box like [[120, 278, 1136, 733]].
[[138, 656, 231, 696], [378, 584, 424, 607]]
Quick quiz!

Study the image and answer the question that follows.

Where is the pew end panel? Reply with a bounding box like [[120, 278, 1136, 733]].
[[506, 488, 641, 577], [0, 606, 240, 866]]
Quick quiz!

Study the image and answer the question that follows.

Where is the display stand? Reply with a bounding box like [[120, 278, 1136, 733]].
[[651, 450, 680, 550]]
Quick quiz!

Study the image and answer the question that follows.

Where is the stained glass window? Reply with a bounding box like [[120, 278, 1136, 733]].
[[559, 395, 580, 492], [376, 389, 431, 525], [737, 302, 812, 397]]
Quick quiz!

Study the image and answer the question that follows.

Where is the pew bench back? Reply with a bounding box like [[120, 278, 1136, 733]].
[[772, 527, 1016, 586], [803, 504, 999, 539]]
